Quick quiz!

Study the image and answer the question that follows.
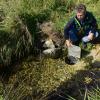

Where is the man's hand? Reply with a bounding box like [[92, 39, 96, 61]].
[[88, 32, 94, 40], [65, 40, 72, 47]]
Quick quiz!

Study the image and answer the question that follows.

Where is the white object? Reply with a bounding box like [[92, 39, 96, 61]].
[[43, 48, 55, 55], [43, 39, 55, 49], [68, 45, 81, 58], [43, 39, 55, 55]]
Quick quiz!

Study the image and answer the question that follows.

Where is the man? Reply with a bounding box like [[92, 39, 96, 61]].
[[64, 4, 99, 48]]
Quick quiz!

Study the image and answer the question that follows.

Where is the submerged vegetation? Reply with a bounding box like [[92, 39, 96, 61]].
[[0, 0, 100, 100]]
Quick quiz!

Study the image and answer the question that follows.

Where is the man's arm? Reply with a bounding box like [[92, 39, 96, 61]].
[[89, 12, 98, 33], [86, 12, 98, 40], [64, 18, 74, 47]]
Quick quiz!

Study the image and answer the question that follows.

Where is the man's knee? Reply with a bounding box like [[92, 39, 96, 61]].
[[82, 31, 99, 43], [82, 36, 90, 43]]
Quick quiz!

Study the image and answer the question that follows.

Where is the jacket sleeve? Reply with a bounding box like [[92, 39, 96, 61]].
[[64, 18, 74, 40], [89, 12, 98, 33]]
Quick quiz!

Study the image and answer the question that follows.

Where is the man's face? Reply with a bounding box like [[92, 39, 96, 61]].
[[76, 12, 85, 21]]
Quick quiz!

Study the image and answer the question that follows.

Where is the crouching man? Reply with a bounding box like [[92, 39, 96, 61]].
[[64, 4, 99, 65], [64, 4, 99, 48]]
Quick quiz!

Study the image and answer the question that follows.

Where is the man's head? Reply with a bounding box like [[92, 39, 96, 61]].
[[75, 4, 86, 21]]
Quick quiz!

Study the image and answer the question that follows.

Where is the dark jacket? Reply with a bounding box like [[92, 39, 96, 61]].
[[64, 11, 98, 40]]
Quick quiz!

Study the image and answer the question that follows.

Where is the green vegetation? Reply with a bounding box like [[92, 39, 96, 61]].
[[87, 87, 100, 100], [0, 0, 100, 100]]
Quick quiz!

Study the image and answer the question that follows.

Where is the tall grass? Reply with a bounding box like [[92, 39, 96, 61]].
[[0, 0, 75, 66], [68, 87, 100, 100], [87, 87, 100, 100]]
